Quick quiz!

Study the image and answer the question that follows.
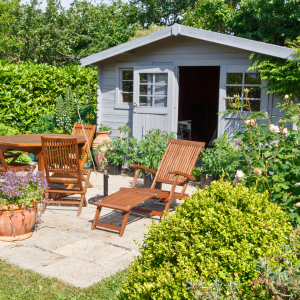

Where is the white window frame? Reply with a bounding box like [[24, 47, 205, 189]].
[[225, 71, 262, 112], [115, 67, 134, 109]]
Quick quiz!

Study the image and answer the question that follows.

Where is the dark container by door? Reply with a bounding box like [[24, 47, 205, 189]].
[[143, 173, 162, 189], [200, 174, 215, 190], [108, 163, 122, 175]]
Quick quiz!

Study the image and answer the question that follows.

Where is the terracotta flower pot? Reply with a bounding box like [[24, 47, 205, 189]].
[[92, 131, 112, 171], [0, 204, 38, 241]]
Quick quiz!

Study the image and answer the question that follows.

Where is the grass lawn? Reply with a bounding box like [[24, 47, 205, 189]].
[[0, 259, 127, 300]]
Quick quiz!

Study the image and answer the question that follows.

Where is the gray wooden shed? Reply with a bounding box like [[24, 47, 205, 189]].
[[81, 24, 295, 145]]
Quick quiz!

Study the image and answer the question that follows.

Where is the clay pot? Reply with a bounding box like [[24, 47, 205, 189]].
[[0, 204, 38, 241], [92, 131, 111, 171]]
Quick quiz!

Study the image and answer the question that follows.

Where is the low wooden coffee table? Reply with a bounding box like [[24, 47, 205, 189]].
[[0, 134, 86, 172]]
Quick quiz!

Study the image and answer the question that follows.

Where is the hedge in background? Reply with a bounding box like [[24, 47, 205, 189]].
[[122, 181, 293, 299], [0, 60, 97, 133]]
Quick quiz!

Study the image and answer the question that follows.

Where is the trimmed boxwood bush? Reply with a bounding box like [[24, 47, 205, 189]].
[[122, 180, 293, 299]]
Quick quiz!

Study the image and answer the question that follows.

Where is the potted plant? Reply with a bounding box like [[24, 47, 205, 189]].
[[98, 126, 132, 175], [93, 123, 113, 170], [129, 129, 175, 188], [199, 133, 241, 189], [83, 153, 93, 169], [0, 169, 49, 241]]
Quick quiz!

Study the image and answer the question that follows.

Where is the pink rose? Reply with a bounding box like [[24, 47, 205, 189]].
[[269, 124, 280, 133], [285, 95, 289, 99], [245, 119, 255, 126], [295, 202, 300, 207], [264, 111, 268, 115], [280, 128, 288, 134], [234, 170, 245, 183], [254, 169, 262, 176]]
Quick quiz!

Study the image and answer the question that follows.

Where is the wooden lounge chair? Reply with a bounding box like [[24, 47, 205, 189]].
[[41, 137, 91, 216], [92, 139, 205, 237], [0, 149, 35, 173], [71, 124, 96, 188]]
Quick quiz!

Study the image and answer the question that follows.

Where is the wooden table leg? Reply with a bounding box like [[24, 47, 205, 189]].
[[35, 151, 45, 175]]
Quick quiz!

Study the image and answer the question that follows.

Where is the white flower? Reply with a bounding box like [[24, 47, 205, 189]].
[[295, 202, 300, 207], [245, 119, 255, 126], [254, 169, 262, 176], [269, 124, 280, 133], [281, 128, 288, 134], [234, 138, 242, 146], [285, 95, 289, 99], [295, 183, 300, 186], [234, 170, 245, 183]]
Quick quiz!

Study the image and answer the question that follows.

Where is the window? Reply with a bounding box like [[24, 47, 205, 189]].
[[226, 72, 261, 111], [120, 70, 133, 103], [139, 73, 168, 107]]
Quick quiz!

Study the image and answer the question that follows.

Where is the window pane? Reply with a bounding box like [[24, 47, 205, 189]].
[[245, 86, 261, 98], [154, 96, 167, 107], [154, 85, 167, 95], [154, 73, 168, 85], [226, 86, 242, 97], [122, 81, 133, 93], [140, 73, 153, 83], [140, 84, 152, 95], [227, 73, 242, 84], [139, 96, 152, 106], [122, 93, 133, 103], [244, 100, 261, 112], [122, 70, 133, 80], [245, 73, 261, 84]]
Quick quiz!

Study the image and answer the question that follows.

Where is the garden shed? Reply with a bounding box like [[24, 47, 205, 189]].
[[81, 24, 295, 145]]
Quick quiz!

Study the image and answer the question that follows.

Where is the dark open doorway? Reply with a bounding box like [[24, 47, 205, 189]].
[[178, 66, 220, 146]]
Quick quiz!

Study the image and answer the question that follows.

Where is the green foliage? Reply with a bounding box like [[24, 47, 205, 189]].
[[128, 22, 166, 41], [182, 0, 233, 33], [200, 133, 242, 180], [0, 258, 128, 299], [192, 167, 201, 182], [98, 123, 113, 132], [129, 129, 176, 173], [0, 60, 96, 133], [0, 123, 19, 136], [0, 0, 137, 65], [221, 92, 300, 227], [230, 0, 300, 46], [98, 126, 133, 167], [122, 181, 293, 299], [249, 37, 300, 99], [129, 0, 198, 27]]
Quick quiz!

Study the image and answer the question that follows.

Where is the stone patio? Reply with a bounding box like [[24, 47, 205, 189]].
[[0, 172, 199, 288]]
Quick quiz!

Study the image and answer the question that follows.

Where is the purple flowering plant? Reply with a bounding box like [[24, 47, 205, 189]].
[[0, 169, 49, 208]]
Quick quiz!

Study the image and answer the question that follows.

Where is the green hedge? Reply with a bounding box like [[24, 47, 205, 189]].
[[122, 181, 293, 299], [0, 60, 97, 133]]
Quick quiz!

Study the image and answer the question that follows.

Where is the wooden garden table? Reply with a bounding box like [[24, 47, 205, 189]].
[[0, 134, 86, 172]]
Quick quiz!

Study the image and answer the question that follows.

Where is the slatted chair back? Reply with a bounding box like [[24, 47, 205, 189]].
[[41, 137, 82, 188], [71, 124, 96, 167], [151, 139, 205, 191]]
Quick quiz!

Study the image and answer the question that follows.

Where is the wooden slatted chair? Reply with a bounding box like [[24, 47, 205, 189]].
[[0, 149, 35, 173], [71, 124, 96, 188], [41, 137, 91, 216], [92, 139, 205, 237]]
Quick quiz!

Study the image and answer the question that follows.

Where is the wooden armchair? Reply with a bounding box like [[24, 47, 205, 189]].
[[92, 139, 205, 236], [41, 137, 91, 216], [71, 124, 96, 188], [0, 149, 35, 173]]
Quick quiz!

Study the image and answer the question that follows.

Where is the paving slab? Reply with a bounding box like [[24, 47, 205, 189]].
[[0, 172, 198, 288], [0, 244, 64, 270], [35, 257, 115, 288], [53, 239, 130, 266]]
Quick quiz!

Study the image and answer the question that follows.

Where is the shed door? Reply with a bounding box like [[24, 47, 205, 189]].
[[132, 66, 175, 141]]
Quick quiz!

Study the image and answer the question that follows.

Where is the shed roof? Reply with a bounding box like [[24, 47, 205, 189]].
[[81, 24, 295, 66]]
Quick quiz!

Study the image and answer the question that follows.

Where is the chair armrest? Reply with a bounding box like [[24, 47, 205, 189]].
[[169, 170, 195, 181], [130, 164, 156, 175]]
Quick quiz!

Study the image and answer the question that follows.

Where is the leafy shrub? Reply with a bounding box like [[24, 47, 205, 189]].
[[129, 129, 176, 174], [122, 181, 293, 299], [98, 123, 113, 132], [200, 133, 242, 180], [0, 123, 19, 136], [223, 92, 300, 227], [0, 60, 96, 133]]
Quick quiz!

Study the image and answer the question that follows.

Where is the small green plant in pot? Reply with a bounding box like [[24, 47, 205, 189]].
[[199, 133, 242, 189], [129, 129, 175, 188], [98, 126, 132, 175], [0, 169, 50, 241]]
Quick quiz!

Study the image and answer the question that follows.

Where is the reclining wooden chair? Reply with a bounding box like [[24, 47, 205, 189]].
[[0, 149, 35, 173], [41, 137, 91, 216], [92, 139, 205, 237], [70, 124, 96, 188]]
